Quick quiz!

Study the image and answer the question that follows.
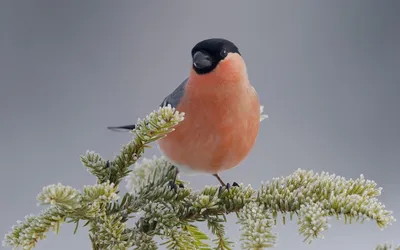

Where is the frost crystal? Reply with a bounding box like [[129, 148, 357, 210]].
[[258, 169, 395, 227], [2, 208, 64, 250], [125, 156, 173, 194], [237, 202, 276, 249], [2, 105, 396, 250], [376, 243, 400, 250], [134, 104, 185, 141], [37, 183, 81, 209], [298, 202, 329, 241]]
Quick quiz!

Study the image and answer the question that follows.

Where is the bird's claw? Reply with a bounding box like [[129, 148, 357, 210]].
[[168, 181, 184, 192], [168, 180, 178, 192], [105, 160, 110, 168], [218, 182, 239, 194]]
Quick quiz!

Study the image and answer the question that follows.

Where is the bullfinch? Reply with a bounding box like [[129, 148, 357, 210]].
[[108, 38, 260, 188]]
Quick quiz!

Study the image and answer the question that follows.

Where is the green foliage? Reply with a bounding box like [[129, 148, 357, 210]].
[[81, 104, 185, 186], [37, 183, 81, 209], [3, 208, 65, 249], [376, 243, 400, 250], [207, 216, 233, 250], [237, 202, 276, 249], [2, 105, 396, 250], [256, 169, 395, 241]]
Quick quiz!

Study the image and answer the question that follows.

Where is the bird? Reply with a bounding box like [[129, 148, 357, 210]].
[[108, 38, 260, 189]]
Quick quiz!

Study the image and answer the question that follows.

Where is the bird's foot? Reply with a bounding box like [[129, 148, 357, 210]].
[[167, 180, 184, 192], [167, 165, 184, 191], [168, 180, 178, 192], [218, 182, 239, 194], [105, 160, 111, 168]]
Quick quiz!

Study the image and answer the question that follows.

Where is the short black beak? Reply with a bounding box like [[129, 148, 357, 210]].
[[193, 51, 212, 69]]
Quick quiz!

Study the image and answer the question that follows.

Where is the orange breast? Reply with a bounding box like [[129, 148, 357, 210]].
[[158, 57, 260, 174]]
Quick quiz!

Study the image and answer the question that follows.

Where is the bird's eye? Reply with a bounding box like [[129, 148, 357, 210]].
[[220, 49, 228, 58]]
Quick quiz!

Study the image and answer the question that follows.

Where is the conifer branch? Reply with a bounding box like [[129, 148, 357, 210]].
[[2, 105, 396, 250], [376, 243, 400, 250], [81, 104, 185, 185]]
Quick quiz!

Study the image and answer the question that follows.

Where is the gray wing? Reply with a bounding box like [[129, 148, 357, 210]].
[[108, 78, 188, 132], [160, 78, 188, 108]]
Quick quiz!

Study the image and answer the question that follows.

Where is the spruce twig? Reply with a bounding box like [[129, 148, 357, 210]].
[[2, 105, 396, 250]]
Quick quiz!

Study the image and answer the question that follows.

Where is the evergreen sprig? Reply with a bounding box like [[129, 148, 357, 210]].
[[2, 105, 396, 250], [81, 104, 185, 185], [376, 243, 400, 250], [3, 181, 119, 250], [237, 202, 276, 249]]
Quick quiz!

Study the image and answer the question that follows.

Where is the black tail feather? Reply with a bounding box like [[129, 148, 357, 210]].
[[107, 125, 136, 132]]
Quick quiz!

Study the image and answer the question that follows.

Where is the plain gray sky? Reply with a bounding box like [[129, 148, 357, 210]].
[[1, 1, 399, 249]]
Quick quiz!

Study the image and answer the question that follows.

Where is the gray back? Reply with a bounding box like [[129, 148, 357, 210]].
[[160, 78, 188, 108]]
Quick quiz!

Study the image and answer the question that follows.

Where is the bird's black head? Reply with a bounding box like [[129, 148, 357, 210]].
[[191, 38, 241, 75]]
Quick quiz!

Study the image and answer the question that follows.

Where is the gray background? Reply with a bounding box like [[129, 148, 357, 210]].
[[1, 1, 399, 249]]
